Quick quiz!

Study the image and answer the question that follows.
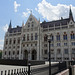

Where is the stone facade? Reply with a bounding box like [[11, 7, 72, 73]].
[[2, 8, 75, 61]]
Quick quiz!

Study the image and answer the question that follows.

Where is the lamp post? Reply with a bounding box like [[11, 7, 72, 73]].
[[48, 36, 51, 75]]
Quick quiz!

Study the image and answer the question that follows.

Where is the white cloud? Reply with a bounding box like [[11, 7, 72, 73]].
[[14, 1, 21, 12], [22, 8, 32, 17], [0, 45, 3, 50], [36, 0, 75, 21], [3, 24, 8, 32]]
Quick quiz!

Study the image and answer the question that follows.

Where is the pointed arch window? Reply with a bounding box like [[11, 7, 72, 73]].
[[70, 31, 75, 40], [63, 32, 67, 40], [56, 33, 60, 41]]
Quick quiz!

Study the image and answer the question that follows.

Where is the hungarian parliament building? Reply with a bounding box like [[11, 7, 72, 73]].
[[2, 7, 75, 61]]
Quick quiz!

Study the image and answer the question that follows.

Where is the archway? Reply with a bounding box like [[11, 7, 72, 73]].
[[23, 50, 28, 59], [32, 50, 37, 60]]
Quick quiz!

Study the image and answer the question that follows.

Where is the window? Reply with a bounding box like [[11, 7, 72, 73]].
[[44, 34, 48, 41], [5, 51, 6, 55], [27, 44, 29, 47], [17, 51, 19, 55], [5, 39, 8, 45], [70, 31, 75, 40], [57, 43, 61, 46], [9, 51, 10, 55], [13, 38, 16, 44], [13, 51, 15, 55], [31, 44, 32, 46], [71, 42, 75, 46], [35, 44, 37, 46], [64, 49, 68, 54], [63, 35, 67, 40], [9, 39, 12, 44], [56, 35, 60, 41], [27, 34, 29, 41], [44, 50, 47, 54], [23, 35, 25, 41], [64, 43, 67, 46], [28, 23, 30, 27], [44, 44, 47, 47], [51, 35, 54, 41], [18, 38, 20, 44], [50, 44, 54, 47], [30, 18, 32, 21], [35, 33, 38, 40], [31, 33, 33, 40], [32, 22, 34, 27], [17, 46, 20, 48], [51, 49, 54, 54], [57, 49, 61, 54], [72, 48, 75, 54]]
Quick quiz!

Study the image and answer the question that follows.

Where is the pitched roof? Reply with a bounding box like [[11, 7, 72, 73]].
[[41, 18, 70, 28], [8, 26, 22, 33]]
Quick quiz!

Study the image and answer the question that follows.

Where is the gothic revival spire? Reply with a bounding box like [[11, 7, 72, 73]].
[[69, 6, 74, 21], [22, 21, 24, 27], [9, 20, 12, 28]]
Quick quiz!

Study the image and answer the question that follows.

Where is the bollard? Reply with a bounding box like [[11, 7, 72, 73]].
[[5, 70, 7, 75], [1, 71, 3, 75], [28, 63, 31, 75]]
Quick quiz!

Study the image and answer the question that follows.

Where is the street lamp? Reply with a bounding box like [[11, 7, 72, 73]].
[[48, 36, 51, 75]]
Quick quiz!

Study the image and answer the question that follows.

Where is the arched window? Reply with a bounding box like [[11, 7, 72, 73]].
[[70, 31, 75, 40], [56, 33, 60, 41], [63, 32, 67, 40]]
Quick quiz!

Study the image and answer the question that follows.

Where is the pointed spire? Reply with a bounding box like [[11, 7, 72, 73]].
[[22, 21, 24, 27], [30, 10, 32, 15], [9, 20, 12, 28], [69, 6, 74, 21]]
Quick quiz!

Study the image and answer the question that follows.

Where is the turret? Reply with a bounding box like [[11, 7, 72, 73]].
[[8, 20, 12, 32]]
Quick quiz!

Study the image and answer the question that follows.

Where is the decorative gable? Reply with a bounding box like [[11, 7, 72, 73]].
[[24, 13, 39, 29]]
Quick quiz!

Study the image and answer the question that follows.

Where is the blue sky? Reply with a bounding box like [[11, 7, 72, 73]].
[[0, 0, 75, 50]]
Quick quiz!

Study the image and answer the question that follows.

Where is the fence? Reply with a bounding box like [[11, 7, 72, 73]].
[[0, 64, 31, 75], [0, 62, 69, 75]]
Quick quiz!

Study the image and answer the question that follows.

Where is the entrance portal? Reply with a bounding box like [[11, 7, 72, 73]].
[[32, 50, 37, 60]]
